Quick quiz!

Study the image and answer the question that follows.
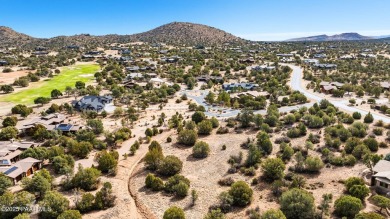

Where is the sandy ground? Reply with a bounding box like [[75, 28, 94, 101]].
[[130, 117, 389, 219], [81, 97, 190, 219], [0, 69, 33, 85], [132, 127, 256, 219]]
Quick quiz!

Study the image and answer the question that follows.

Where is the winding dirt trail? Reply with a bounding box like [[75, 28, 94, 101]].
[[82, 117, 173, 219]]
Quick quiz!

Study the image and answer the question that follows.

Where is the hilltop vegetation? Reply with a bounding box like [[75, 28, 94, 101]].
[[0, 22, 244, 48]]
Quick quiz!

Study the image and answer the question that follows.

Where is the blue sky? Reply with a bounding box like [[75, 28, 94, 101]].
[[1, 0, 389, 41]]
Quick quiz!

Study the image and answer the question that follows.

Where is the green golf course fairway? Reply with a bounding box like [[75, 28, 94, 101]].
[[0, 64, 100, 104]]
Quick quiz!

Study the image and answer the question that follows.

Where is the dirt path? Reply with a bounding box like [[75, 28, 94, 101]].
[[81, 102, 179, 219], [82, 129, 172, 219]]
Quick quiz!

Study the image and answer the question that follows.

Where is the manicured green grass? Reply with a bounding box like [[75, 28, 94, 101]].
[[0, 64, 100, 104]]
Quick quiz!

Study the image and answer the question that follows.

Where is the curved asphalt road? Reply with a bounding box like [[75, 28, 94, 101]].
[[287, 64, 390, 123], [181, 65, 390, 123]]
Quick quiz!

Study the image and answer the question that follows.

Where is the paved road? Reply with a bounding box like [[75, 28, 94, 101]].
[[287, 64, 390, 123]]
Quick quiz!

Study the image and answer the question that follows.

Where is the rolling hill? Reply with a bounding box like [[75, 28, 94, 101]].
[[0, 22, 244, 47], [129, 22, 244, 45], [287, 33, 373, 42]]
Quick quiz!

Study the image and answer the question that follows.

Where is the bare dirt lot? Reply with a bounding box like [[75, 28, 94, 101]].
[[131, 122, 388, 219], [0, 69, 32, 85]]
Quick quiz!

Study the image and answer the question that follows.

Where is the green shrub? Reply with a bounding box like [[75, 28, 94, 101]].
[[304, 156, 324, 173], [334, 195, 362, 218], [198, 120, 213, 135], [261, 158, 285, 181], [280, 188, 315, 219], [348, 185, 370, 200], [158, 155, 183, 176], [192, 141, 210, 158], [261, 209, 286, 219], [352, 112, 361, 120], [163, 206, 185, 219], [355, 212, 385, 219], [228, 181, 253, 207], [177, 129, 198, 146], [364, 112, 374, 123]]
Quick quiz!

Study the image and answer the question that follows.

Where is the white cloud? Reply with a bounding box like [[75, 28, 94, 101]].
[[236, 30, 390, 41]]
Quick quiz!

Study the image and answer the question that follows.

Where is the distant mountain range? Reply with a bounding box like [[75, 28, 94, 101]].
[[0, 22, 245, 47], [372, 35, 390, 39], [287, 33, 374, 41], [1, 23, 389, 47]]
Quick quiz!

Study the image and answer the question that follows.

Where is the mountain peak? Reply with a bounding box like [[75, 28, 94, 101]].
[[130, 22, 244, 45]]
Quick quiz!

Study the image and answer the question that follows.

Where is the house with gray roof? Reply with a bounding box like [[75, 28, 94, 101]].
[[313, 54, 327, 58], [16, 113, 66, 132], [0, 141, 37, 166], [251, 65, 276, 71], [0, 157, 42, 184], [371, 160, 390, 195], [125, 66, 140, 72], [303, 59, 319, 65], [319, 81, 344, 93], [314, 63, 337, 69], [380, 82, 390, 91], [222, 82, 259, 91], [276, 53, 293, 57], [0, 60, 8, 66], [73, 95, 113, 112]]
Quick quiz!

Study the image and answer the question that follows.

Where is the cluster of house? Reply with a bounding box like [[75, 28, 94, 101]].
[[340, 53, 377, 60], [81, 51, 105, 60], [319, 81, 344, 93], [123, 71, 172, 88], [16, 113, 84, 133], [0, 141, 42, 184], [125, 66, 156, 72]]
